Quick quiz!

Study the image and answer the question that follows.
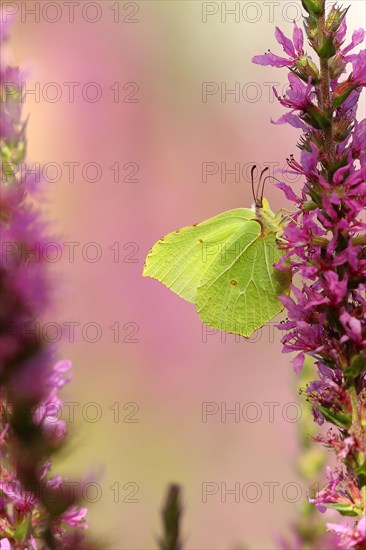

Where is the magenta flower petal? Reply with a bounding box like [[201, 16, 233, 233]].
[[336, 18, 347, 44], [339, 310, 363, 344], [342, 28, 366, 55], [292, 352, 305, 373], [350, 49, 366, 83], [275, 26, 296, 57], [252, 53, 292, 67], [301, 142, 319, 175], [292, 21, 304, 54], [271, 112, 308, 130], [323, 271, 348, 304], [275, 182, 299, 202]]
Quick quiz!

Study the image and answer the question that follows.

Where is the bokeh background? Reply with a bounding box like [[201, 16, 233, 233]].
[[2, 1, 365, 548]]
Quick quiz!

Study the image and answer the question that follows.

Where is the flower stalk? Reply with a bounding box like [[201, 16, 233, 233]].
[[158, 484, 184, 550]]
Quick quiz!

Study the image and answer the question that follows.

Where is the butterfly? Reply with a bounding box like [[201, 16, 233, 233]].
[[143, 166, 291, 337]]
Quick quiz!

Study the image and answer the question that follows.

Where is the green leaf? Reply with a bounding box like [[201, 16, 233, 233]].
[[344, 354, 366, 378], [355, 461, 366, 477], [143, 199, 291, 338], [13, 514, 32, 541], [316, 405, 351, 428], [324, 503, 361, 516]]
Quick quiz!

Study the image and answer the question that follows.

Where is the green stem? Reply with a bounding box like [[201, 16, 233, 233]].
[[158, 485, 183, 550]]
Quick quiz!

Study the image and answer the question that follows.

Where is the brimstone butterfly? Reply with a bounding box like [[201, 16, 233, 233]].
[[143, 167, 291, 337]]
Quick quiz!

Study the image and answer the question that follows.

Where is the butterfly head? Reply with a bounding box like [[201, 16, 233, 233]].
[[258, 196, 271, 211], [250, 165, 285, 235]]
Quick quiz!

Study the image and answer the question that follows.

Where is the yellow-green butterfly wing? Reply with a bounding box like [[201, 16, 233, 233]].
[[143, 208, 255, 303], [143, 200, 291, 337], [196, 230, 291, 337]]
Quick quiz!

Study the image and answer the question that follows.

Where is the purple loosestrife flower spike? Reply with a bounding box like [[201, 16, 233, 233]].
[[253, 0, 366, 547], [0, 15, 94, 550]]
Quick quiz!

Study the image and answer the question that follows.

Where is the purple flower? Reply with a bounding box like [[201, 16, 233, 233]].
[[33, 360, 73, 441], [339, 310, 365, 346], [301, 143, 320, 175], [313, 433, 358, 461], [309, 467, 363, 515], [327, 518, 366, 549], [252, 22, 304, 67], [277, 530, 342, 550], [351, 119, 366, 161], [0, 477, 37, 514], [322, 271, 348, 304], [306, 364, 350, 425], [59, 505, 88, 530], [274, 74, 314, 111]]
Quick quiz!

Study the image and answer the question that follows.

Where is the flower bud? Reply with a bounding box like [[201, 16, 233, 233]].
[[303, 200, 318, 212], [329, 53, 347, 80], [333, 79, 358, 109], [304, 14, 319, 43], [295, 55, 320, 83], [333, 116, 353, 143], [326, 6, 349, 33], [314, 33, 336, 59], [302, 103, 331, 130], [348, 481, 363, 511], [301, 0, 324, 17]]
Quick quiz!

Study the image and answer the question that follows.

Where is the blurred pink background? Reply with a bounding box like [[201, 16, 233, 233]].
[[3, 1, 365, 548]]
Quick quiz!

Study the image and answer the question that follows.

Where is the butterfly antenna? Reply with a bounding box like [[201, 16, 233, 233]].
[[250, 165, 258, 204], [258, 173, 284, 206], [256, 167, 269, 208]]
